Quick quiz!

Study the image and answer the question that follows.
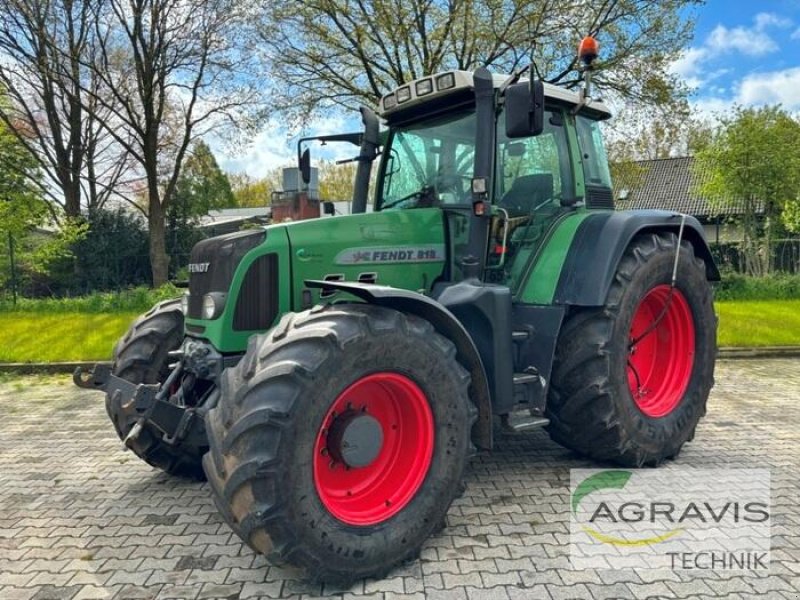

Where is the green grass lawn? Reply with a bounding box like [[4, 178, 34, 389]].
[[0, 312, 137, 362], [715, 300, 800, 347], [0, 300, 798, 363]]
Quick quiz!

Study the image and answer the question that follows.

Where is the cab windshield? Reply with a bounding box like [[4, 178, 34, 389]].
[[378, 110, 476, 210]]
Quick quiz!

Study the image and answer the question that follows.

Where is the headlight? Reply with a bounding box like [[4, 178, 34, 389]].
[[202, 292, 226, 320], [415, 78, 433, 96], [436, 72, 455, 90], [383, 93, 397, 110], [180, 293, 189, 314], [396, 86, 411, 103]]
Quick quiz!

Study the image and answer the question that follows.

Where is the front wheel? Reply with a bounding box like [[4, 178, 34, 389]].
[[203, 304, 475, 582], [546, 232, 717, 466], [107, 299, 206, 479]]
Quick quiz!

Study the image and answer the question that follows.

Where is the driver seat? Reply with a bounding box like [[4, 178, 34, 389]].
[[499, 173, 553, 216]]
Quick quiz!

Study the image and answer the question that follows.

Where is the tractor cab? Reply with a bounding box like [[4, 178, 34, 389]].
[[372, 69, 614, 291]]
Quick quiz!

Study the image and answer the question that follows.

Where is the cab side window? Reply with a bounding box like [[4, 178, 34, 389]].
[[575, 116, 612, 188], [496, 109, 571, 216]]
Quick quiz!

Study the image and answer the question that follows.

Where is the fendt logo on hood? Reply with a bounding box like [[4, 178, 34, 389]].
[[188, 262, 210, 273]]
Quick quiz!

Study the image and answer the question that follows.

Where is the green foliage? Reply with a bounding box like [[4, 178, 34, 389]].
[[173, 141, 236, 218], [693, 106, 800, 276], [166, 141, 233, 270], [26, 218, 88, 275], [318, 160, 357, 201], [784, 199, 800, 233], [66, 208, 151, 293], [714, 272, 800, 301], [0, 108, 43, 234], [264, 0, 699, 123], [0, 284, 179, 313], [230, 170, 282, 207]]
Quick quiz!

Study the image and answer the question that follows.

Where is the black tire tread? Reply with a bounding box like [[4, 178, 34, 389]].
[[204, 303, 475, 582], [546, 232, 716, 466], [108, 299, 205, 479]]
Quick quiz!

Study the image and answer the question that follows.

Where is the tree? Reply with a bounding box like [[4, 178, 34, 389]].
[[0, 0, 130, 219], [606, 107, 711, 202], [318, 160, 358, 201], [230, 169, 285, 208], [0, 112, 88, 296], [82, 0, 265, 286], [167, 141, 235, 268], [0, 110, 45, 235], [172, 141, 236, 218], [70, 207, 150, 292], [693, 106, 800, 276], [260, 0, 699, 123]]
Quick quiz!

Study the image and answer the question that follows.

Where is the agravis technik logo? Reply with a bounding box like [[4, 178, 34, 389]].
[[569, 469, 771, 571], [572, 470, 683, 546]]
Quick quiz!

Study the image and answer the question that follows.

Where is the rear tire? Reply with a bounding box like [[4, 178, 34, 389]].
[[107, 299, 205, 479], [546, 233, 716, 466], [203, 304, 475, 582]]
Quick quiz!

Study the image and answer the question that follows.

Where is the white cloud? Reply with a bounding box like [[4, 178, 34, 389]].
[[215, 122, 295, 177], [753, 12, 792, 30], [670, 47, 708, 88], [706, 24, 778, 56], [792, 27, 800, 40], [692, 96, 733, 123], [213, 114, 356, 178], [704, 12, 792, 57], [736, 67, 800, 109], [671, 13, 793, 89]]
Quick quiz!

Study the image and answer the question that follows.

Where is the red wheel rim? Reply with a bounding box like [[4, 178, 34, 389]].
[[627, 285, 695, 418], [313, 372, 434, 526]]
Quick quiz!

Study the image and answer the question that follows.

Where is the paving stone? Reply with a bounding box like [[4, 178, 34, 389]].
[[1, 361, 799, 600], [30, 585, 82, 600], [239, 581, 283, 598]]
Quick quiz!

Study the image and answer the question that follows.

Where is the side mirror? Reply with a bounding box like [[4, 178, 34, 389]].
[[322, 201, 335, 215], [299, 148, 311, 185], [505, 80, 544, 138]]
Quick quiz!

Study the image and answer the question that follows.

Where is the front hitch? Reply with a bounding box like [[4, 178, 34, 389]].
[[73, 362, 208, 449]]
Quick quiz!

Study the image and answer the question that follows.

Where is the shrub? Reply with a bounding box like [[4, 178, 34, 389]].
[[715, 271, 800, 301], [0, 284, 180, 313]]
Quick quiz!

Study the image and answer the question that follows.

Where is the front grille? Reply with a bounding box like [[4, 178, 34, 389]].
[[187, 230, 266, 318], [233, 254, 279, 331]]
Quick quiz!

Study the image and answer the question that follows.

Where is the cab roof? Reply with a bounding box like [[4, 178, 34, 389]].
[[378, 70, 612, 122]]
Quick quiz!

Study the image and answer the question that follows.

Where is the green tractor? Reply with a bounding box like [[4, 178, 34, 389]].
[[75, 42, 718, 582]]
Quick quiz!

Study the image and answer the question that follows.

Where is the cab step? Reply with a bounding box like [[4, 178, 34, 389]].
[[501, 411, 550, 432]]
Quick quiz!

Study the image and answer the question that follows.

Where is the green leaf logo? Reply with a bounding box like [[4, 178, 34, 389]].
[[572, 470, 632, 514]]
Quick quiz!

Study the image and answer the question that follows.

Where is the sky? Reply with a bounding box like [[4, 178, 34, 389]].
[[673, 0, 800, 117], [216, 0, 800, 180]]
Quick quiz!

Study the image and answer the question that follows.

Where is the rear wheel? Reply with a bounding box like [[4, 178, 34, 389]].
[[203, 304, 475, 582], [546, 232, 716, 466], [107, 299, 206, 479]]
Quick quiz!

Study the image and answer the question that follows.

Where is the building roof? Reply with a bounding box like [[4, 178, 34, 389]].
[[197, 207, 271, 230], [613, 156, 759, 218]]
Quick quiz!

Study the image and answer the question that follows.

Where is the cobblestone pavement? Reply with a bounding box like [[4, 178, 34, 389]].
[[1, 359, 799, 600]]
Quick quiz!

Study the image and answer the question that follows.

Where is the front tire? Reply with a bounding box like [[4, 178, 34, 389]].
[[203, 304, 475, 582], [546, 233, 716, 466], [107, 299, 206, 479]]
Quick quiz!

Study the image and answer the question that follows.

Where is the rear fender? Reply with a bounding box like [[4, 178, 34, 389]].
[[554, 210, 720, 307]]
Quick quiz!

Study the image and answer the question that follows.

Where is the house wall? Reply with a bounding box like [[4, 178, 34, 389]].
[[703, 221, 745, 244]]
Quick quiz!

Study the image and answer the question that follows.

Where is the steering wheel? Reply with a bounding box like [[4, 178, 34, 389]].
[[382, 185, 439, 210], [432, 174, 471, 202]]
